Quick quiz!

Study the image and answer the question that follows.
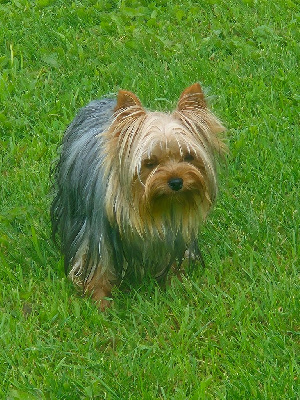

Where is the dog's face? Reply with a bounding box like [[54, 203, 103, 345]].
[[130, 113, 211, 229], [104, 84, 225, 235]]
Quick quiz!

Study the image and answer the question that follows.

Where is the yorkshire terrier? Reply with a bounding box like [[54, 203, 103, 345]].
[[51, 83, 226, 310]]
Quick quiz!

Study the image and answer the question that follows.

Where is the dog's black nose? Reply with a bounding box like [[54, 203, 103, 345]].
[[168, 177, 183, 191]]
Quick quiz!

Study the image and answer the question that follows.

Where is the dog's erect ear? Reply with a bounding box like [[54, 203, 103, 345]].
[[115, 90, 144, 112], [177, 83, 207, 111], [110, 90, 146, 138]]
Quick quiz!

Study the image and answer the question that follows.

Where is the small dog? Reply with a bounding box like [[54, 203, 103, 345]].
[[51, 83, 226, 310]]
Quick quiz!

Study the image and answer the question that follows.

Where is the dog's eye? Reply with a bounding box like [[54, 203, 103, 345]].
[[184, 154, 194, 162], [144, 159, 158, 169]]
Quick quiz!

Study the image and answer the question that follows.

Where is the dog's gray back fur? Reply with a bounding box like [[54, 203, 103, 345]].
[[51, 99, 124, 279]]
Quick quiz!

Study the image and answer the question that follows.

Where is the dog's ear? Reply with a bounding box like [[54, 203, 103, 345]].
[[109, 90, 146, 139], [177, 83, 207, 111], [115, 90, 145, 112]]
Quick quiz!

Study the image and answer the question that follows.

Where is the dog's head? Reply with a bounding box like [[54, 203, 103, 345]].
[[104, 83, 226, 236]]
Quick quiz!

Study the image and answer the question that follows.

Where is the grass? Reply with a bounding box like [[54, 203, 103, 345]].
[[0, 0, 299, 398]]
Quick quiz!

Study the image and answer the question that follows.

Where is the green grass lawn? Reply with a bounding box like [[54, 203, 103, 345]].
[[0, 0, 299, 398]]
